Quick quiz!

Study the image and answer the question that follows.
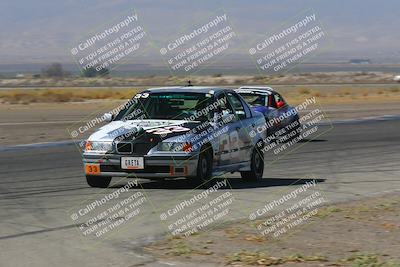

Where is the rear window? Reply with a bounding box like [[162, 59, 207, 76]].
[[238, 93, 266, 107]]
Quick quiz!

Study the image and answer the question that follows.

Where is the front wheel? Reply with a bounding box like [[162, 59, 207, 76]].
[[192, 150, 212, 185], [241, 146, 264, 181], [86, 175, 112, 188]]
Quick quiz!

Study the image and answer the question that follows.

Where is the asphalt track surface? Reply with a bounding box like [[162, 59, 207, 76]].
[[0, 119, 399, 267]]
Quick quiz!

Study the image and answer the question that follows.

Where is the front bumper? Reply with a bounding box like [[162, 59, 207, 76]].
[[82, 153, 199, 178]]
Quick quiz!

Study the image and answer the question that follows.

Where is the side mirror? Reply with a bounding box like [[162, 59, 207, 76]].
[[221, 111, 235, 124], [103, 113, 114, 122], [213, 110, 235, 126]]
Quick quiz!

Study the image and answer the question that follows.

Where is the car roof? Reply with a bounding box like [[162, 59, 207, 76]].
[[236, 86, 275, 95], [145, 86, 235, 94]]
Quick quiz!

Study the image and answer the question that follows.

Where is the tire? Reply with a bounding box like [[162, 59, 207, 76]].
[[192, 149, 212, 184], [86, 175, 112, 188], [241, 144, 264, 181]]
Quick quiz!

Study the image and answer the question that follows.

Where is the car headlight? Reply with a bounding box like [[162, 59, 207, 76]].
[[84, 141, 113, 152], [158, 142, 193, 153]]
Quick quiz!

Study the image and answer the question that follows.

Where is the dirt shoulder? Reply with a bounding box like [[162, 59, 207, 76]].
[[0, 101, 118, 146], [145, 193, 400, 267]]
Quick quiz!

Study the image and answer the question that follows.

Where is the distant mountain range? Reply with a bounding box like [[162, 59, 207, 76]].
[[0, 0, 399, 67]]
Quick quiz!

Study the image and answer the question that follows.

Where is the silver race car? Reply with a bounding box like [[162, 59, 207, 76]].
[[82, 87, 266, 187]]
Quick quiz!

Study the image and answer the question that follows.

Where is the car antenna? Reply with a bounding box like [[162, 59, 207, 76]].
[[186, 80, 193, 87]]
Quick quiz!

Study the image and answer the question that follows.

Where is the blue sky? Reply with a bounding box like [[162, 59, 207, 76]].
[[0, 0, 399, 63]]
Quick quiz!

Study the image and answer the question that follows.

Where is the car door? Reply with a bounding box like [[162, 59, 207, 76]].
[[225, 92, 253, 164], [265, 92, 288, 134], [272, 92, 291, 129], [214, 93, 238, 166]]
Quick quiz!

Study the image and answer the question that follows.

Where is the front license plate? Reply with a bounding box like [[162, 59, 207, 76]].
[[85, 164, 100, 175], [121, 157, 144, 170]]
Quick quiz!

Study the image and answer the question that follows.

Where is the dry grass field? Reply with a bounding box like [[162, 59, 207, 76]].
[[1, 85, 399, 106]]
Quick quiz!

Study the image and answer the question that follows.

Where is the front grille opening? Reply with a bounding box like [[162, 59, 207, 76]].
[[100, 165, 170, 173], [175, 167, 184, 173], [116, 142, 133, 154]]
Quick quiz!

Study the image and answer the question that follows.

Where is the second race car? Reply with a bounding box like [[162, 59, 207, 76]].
[[235, 86, 301, 139]]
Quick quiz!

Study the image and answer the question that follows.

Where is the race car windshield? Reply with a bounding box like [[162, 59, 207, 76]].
[[239, 93, 266, 107], [116, 92, 215, 121]]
